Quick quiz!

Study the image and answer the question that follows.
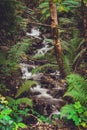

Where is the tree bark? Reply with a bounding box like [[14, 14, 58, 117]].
[[49, 0, 66, 78]]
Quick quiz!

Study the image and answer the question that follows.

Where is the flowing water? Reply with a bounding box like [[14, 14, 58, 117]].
[[20, 27, 65, 116], [26, 27, 41, 39]]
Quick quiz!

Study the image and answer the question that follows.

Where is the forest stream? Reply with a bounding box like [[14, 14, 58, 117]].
[[0, 1, 87, 130], [19, 27, 66, 117]]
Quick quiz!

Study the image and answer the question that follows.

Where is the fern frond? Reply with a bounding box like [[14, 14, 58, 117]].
[[8, 38, 32, 62], [60, 17, 73, 25], [44, 38, 53, 44], [7, 96, 15, 105], [77, 39, 84, 50], [73, 48, 86, 65], [33, 50, 57, 64], [7, 97, 33, 107], [63, 55, 72, 74], [64, 74, 87, 106], [16, 80, 37, 97], [66, 74, 86, 84], [16, 98, 33, 107], [61, 40, 71, 52], [32, 54, 45, 60], [32, 63, 58, 74], [38, 0, 49, 20], [60, 104, 74, 118]]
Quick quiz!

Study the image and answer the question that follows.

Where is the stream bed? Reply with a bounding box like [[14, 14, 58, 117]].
[[19, 27, 66, 116]]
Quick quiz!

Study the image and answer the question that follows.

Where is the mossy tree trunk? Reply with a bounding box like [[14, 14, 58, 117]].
[[49, 0, 66, 78]]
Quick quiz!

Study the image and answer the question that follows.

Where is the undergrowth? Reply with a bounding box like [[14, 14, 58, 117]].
[[60, 101, 87, 127], [0, 94, 27, 130], [0, 38, 32, 75], [32, 63, 58, 74], [16, 80, 37, 98], [64, 73, 87, 105], [60, 74, 87, 128]]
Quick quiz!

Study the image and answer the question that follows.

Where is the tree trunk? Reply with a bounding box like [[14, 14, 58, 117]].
[[49, 0, 66, 78]]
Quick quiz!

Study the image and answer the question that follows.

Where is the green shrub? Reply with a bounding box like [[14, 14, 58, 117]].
[[60, 101, 87, 128], [0, 94, 27, 130], [60, 74, 87, 128]]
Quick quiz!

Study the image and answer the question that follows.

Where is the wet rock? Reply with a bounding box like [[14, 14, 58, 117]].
[[48, 87, 66, 98], [32, 96, 65, 116], [31, 73, 43, 81], [23, 115, 38, 126]]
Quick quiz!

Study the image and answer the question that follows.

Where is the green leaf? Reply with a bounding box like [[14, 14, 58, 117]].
[[39, 2, 48, 8], [1, 108, 12, 115], [3, 115, 11, 121], [18, 109, 29, 116], [81, 122, 86, 127], [74, 101, 82, 109], [83, 111, 87, 116], [18, 123, 27, 128]]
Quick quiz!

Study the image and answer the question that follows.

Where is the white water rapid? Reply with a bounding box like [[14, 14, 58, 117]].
[[26, 27, 41, 39]]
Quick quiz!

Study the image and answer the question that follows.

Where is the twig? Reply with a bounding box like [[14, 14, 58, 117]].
[[28, 57, 57, 65], [27, 21, 51, 27]]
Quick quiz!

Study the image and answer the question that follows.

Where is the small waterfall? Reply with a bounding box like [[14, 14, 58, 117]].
[[30, 84, 52, 99], [19, 63, 35, 79], [19, 63, 32, 79], [26, 27, 41, 39], [36, 45, 53, 55], [19, 27, 64, 116]]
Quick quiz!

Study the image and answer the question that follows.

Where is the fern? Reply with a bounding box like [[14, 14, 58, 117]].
[[38, 0, 50, 21], [61, 39, 71, 52], [7, 97, 33, 107], [32, 54, 45, 60], [73, 48, 86, 65], [60, 17, 74, 26], [16, 80, 37, 97], [8, 38, 32, 63], [60, 104, 74, 118], [64, 74, 87, 106], [16, 97, 32, 107], [62, 28, 84, 70], [32, 44, 54, 60], [32, 63, 58, 74], [45, 51, 57, 63], [63, 55, 72, 74], [44, 38, 53, 44], [0, 38, 32, 75]]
